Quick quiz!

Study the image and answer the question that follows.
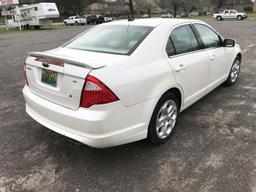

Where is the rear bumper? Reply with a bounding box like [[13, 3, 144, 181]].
[[23, 86, 157, 148]]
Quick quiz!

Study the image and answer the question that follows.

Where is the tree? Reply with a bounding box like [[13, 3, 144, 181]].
[[210, 0, 226, 10], [134, 0, 159, 17], [159, 0, 182, 17]]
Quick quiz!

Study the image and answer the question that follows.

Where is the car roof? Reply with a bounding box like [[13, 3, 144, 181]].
[[102, 18, 200, 27]]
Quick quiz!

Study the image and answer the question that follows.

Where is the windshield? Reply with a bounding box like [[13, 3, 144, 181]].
[[65, 25, 154, 55]]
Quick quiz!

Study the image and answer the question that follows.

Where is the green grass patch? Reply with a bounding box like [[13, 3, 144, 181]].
[[0, 24, 84, 35], [188, 15, 212, 20], [247, 12, 256, 20]]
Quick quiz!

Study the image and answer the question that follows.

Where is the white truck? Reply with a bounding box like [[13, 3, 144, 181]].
[[63, 16, 86, 26], [213, 10, 247, 21], [5, 3, 60, 29]]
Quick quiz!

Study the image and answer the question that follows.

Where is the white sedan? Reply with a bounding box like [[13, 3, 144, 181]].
[[23, 19, 242, 148]]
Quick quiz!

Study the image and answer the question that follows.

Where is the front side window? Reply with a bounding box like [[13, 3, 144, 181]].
[[65, 25, 153, 55], [170, 25, 199, 55], [194, 24, 221, 48]]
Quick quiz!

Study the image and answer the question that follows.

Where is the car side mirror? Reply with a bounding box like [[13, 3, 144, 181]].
[[223, 39, 235, 47]]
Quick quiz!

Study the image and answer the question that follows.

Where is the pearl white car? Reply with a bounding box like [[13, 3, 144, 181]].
[[23, 19, 242, 148]]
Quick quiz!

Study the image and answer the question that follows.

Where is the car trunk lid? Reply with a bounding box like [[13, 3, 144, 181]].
[[25, 48, 128, 110]]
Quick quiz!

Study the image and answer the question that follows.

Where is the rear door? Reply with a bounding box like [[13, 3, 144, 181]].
[[223, 10, 230, 19], [229, 10, 237, 19], [166, 24, 210, 107]]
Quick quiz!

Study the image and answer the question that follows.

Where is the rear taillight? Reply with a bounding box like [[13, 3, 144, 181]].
[[24, 65, 28, 86], [80, 75, 119, 108]]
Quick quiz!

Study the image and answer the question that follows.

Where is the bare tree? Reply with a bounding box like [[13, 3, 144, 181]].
[[159, 0, 182, 17], [134, 0, 159, 17]]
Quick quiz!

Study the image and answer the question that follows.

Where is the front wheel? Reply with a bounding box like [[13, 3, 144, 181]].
[[224, 56, 241, 86], [237, 15, 243, 20], [147, 93, 179, 145]]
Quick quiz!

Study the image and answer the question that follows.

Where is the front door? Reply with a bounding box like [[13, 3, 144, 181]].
[[193, 23, 230, 87]]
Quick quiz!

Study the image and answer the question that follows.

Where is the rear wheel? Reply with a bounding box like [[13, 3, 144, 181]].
[[147, 93, 179, 145], [224, 56, 241, 86], [75, 22, 79, 26], [64, 22, 68, 26], [217, 16, 222, 21]]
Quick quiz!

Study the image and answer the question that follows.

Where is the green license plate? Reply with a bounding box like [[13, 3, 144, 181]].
[[41, 69, 58, 87]]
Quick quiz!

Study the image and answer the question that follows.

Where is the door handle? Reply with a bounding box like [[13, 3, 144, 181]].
[[175, 64, 186, 72]]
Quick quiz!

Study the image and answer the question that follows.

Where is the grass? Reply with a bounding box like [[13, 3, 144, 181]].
[[247, 12, 256, 20], [188, 15, 212, 20], [0, 23, 81, 35]]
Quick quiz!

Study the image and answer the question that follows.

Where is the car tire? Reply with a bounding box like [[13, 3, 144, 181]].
[[237, 15, 243, 20], [75, 22, 79, 26], [64, 22, 68, 26], [147, 93, 179, 145], [224, 56, 241, 86], [217, 16, 222, 21]]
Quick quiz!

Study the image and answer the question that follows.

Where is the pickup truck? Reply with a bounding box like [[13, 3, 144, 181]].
[[213, 10, 247, 21], [64, 16, 86, 26]]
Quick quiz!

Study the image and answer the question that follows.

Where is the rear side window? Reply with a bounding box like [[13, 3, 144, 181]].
[[194, 24, 221, 48], [166, 38, 175, 56], [170, 25, 199, 55]]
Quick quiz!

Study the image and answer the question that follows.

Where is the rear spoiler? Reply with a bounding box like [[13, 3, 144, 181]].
[[28, 52, 104, 69]]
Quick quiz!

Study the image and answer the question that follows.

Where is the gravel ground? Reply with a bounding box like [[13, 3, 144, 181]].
[[0, 20, 256, 192]]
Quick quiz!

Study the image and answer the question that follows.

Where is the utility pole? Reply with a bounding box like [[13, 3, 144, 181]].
[[128, 0, 134, 21]]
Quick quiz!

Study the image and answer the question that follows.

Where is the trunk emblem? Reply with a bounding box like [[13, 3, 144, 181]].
[[42, 62, 50, 68]]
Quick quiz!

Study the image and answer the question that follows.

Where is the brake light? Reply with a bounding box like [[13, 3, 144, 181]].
[[80, 75, 119, 108], [24, 65, 28, 86]]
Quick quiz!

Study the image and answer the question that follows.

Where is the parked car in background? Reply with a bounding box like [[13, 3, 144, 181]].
[[177, 13, 189, 18], [64, 16, 86, 26], [85, 14, 98, 24], [142, 14, 150, 18], [189, 11, 199, 17], [213, 10, 247, 21], [97, 15, 105, 24], [161, 13, 173, 18], [104, 16, 113, 22], [23, 19, 242, 148]]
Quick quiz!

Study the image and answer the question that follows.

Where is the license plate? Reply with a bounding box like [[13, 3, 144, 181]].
[[41, 69, 58, 87]]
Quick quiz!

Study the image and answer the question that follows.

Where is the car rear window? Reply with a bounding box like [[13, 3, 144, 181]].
[[65, 25, 153, 55]]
